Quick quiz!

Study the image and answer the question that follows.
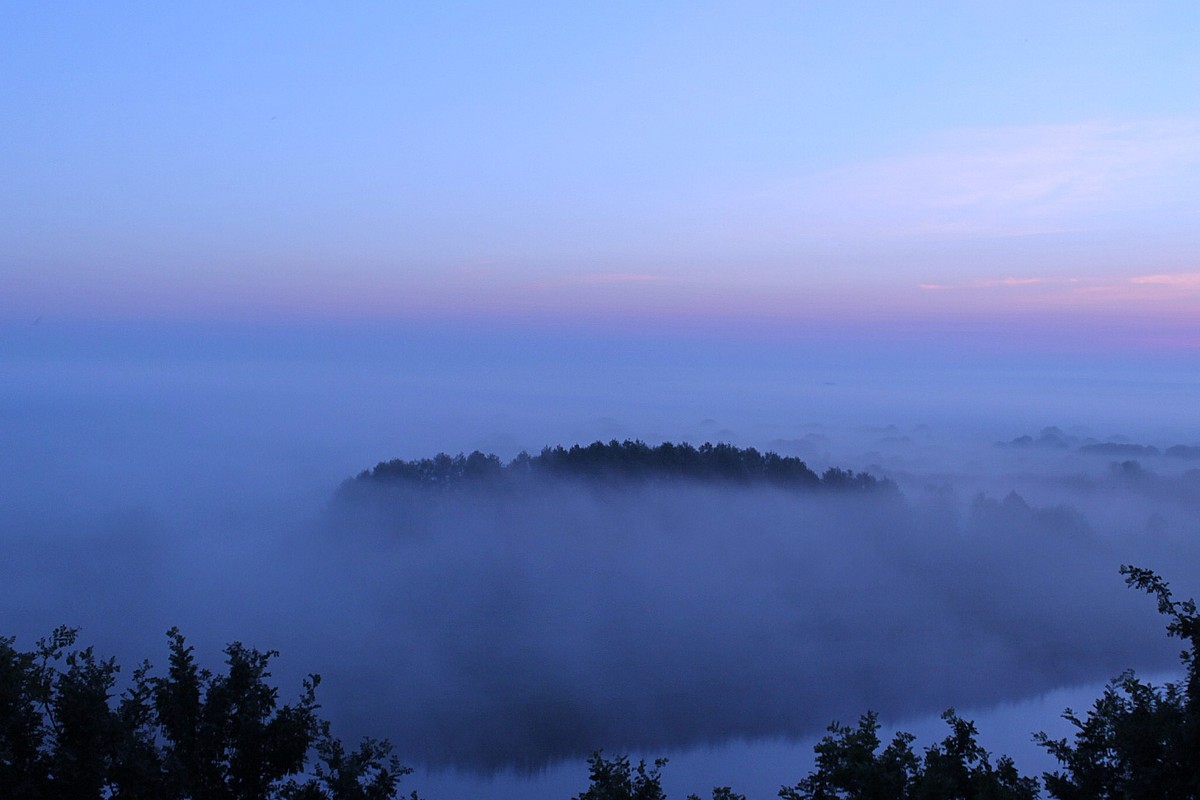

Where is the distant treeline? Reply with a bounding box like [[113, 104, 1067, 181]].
[[342, 440, 893, 495], [1000, 426, 1200, 460]]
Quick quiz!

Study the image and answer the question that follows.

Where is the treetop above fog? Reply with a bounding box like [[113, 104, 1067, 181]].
[[342, 440, 892, 496]]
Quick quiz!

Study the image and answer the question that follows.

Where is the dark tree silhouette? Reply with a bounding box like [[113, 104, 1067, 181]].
[[572, 751, 667, 800], [341, 440, 894, 498], [778, 709, 1038, 800], [0, 627, 417, 800], [1035, 565, 1200, 800]]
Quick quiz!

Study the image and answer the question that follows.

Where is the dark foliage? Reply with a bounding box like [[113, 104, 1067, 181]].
[[342, 440, 893, 496], [0, 627, 417, 800], [573, 752, 669, 800], [568, 752, 745, 800], [1035, 565, 1200, 800], [778, 709, 1038, 800]]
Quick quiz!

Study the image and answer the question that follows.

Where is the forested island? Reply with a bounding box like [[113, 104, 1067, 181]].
[[339, 440, 893, 497]]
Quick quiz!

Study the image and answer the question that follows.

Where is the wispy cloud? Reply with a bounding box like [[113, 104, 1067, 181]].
[[1129, 272, 1200, 287], [917, 271, 1200, 315], [788, 118, 1200, 240], [919, 277, 1051, 290]]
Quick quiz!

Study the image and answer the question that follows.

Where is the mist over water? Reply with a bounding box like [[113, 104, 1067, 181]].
[[3, 321, 1198, 796]]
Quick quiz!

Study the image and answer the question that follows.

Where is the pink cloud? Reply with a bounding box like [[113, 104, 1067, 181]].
[[1129, 272, 1200, 287], [920, 271, 1200, 297], [918, 276, 1052, 291]]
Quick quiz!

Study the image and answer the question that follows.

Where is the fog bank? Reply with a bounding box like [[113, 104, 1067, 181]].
[[2, 323, 1198, 782]]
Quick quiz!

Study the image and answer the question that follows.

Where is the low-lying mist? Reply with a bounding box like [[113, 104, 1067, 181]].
[[315, 475, 1196, 769], [2, 323, 1198, 779]]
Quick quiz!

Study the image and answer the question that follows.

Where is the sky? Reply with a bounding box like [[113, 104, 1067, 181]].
[[3, 1, 1200, 349], [4, 4, 1200, 799]]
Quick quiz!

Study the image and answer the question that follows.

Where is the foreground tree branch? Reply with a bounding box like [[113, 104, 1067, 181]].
[[0, 628, 418, 800]]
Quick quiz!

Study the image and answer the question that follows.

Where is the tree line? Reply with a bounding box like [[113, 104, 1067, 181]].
[[3, 566, 1196, 798], [341, 440, 892, 496], [0, 627, 413, 800]]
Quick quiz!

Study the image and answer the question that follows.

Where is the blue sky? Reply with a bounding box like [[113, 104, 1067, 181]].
[[3, 2, 1200, 345]]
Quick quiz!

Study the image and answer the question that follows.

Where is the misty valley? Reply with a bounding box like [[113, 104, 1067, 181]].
[[9, 1, 1200, 795], [6, 428, 1200, 798]]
